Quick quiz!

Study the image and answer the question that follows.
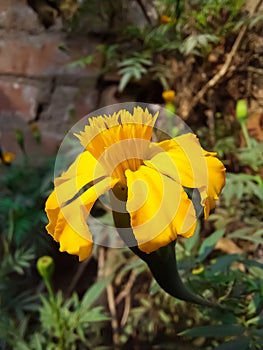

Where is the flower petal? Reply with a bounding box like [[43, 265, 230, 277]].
[[146, 134, 226, 218], [54, 151, 107, 206], [201, 152, 226, 219], [45, 177, 116, 261], [76, 107, 158, 159], [145, 133, 208, 189], [125, 166, 196, 253]]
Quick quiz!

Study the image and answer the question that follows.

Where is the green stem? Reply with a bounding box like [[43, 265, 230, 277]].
[[43, 277, 55, 302], [111, 204, 218, 308], [241, 122, 252, 149]]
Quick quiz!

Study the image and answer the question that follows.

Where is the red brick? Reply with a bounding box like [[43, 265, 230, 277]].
[[0, 31, 101, 78], [0, 33, 66, 77]]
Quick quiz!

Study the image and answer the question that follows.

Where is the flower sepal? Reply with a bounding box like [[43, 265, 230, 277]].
[[130, 241, 216, 307], [112, 207, 215, 307]]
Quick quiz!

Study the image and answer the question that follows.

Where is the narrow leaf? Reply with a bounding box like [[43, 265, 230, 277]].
[[118, 72, 132, 92], [179, 324, 245, 338], [213, 336, 249, 350], [81, 275, 113, 309], [198, 229, 225, 261]]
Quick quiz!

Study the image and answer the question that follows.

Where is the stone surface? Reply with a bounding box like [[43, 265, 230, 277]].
[[0, 0, 43, 32], [74, 88, 100, 119], [0, 79, 42, 121], [39, 86, 99, 135], [41, 85, 80, 122]]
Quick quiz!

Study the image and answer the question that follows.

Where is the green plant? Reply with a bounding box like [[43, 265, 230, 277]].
[[2, 255, 111, 350], [0, 155, 55, 349], [0, 157, 54, 251], [68, 55, 93, 69], [35, 282, 110, 350], [117, 52, 152, 91], [180, 33, 219, 56]]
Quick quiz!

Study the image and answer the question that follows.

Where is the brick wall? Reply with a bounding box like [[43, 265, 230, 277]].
[[0, 0, 101, 157]]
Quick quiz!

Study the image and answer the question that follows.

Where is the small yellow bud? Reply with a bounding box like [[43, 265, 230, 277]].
[[160, 15, 176, 24], [192, 266, 204, 275], [162, 90, 176, 103], [0, 151, 15, 165]]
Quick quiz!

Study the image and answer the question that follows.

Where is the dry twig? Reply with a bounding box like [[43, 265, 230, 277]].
[[136, 0, 153, 25], [98, 247, 120, 347], [116, 270, 137, 327], [185, 0, 263, 118], [116, 270, 137, 305]]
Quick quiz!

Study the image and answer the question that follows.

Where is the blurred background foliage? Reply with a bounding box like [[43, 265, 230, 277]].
[[1, 0, 263, 349]]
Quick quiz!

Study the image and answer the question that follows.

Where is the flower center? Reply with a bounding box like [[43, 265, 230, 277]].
[[76, 107, 158, 185], [112, 158, 143, 185]]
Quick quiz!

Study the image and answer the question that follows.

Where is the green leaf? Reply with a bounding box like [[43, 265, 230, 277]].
[[243, 259, 263, 270], [81, 275, 113, 309], [198, 228, 225, 262], [210, 254, 243, 273], [183, 36, 197, 55], [118, 72, 132, 92], [213, 336, 249, 350], [179, 324, 245, 338], [31, 333, 44, 350], [249, 13, 263, 28], [229, 230, 263, 245], [68, 55, 93, 68], [84, 307, 110, 322], [184, 221, 200, 253]]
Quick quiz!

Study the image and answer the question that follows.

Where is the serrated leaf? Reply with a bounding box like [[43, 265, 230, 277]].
[[84, 307, 110, 322], [31, 333, 44, 350]]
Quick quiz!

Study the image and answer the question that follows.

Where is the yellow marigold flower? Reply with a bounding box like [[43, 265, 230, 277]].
[[162, 90, 176, 103], [45, 107, 225, 261], [0, 151, 15, 164]]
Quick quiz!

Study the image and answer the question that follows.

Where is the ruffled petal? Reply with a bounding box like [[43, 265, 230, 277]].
[[45, 177, 117, 261], [125, 166, 196, 253], [45, 190, 60, 235], [146, 134, 226, 218], [145, 133, 208, 189], [54, 151, 107, 206], [201, 151, 226, 219]]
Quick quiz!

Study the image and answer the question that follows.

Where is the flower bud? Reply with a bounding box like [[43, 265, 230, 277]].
[[15, 128, 25, 152], [37, 256, 54, 281], [236, 99, 247, 123], [162, 90, 176, 103]]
